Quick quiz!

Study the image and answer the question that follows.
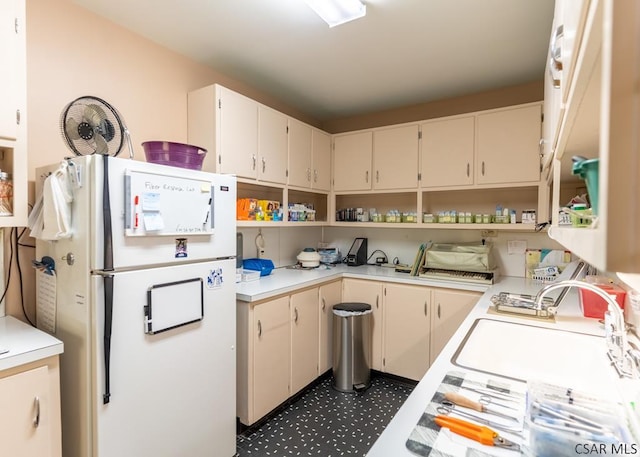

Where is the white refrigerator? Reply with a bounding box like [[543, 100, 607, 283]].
[[35, 155, 237, 457]]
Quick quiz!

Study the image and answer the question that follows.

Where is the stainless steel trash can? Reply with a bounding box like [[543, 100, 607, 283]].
[[332, 302, 372, 392]]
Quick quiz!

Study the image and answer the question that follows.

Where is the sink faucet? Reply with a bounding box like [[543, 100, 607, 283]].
[[534, 279, 639, 379]]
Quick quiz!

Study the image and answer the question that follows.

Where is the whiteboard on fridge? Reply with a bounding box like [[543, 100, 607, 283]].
[[124, 169, 213, 237]]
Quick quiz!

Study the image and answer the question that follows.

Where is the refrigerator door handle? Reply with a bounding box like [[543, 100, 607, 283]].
[[103, 155, 114, 272], [103, 274, 114, 404]]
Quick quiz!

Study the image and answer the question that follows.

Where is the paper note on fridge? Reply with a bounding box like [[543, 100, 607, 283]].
[[143, 212, 165, 231], [141, 192, 161, 211]]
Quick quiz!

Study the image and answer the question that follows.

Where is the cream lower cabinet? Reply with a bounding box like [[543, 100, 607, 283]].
[[318, 280, 342, 375], [290, 288, 319, 395], [430, 289, 481, 364], [341, 278, 384, 370], [383, 283, 431, 381], [343, 278, 480, 380], [237, 295, 291, 425], [0, 357, 62, 457]]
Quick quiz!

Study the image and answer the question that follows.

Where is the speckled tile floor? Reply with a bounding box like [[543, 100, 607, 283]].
[[236, 375, 415, 456]]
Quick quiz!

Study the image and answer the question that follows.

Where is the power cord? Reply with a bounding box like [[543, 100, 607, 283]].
[[366, 249, 388, 266]]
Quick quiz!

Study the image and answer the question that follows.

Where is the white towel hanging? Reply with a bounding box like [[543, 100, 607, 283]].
[[38, 161, 74, 240]]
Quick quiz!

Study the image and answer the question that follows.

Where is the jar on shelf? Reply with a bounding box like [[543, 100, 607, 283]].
[[0, 171, 13, 216]]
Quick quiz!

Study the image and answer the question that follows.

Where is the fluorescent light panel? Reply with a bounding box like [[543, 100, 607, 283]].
[[304, 0, 366, 27]]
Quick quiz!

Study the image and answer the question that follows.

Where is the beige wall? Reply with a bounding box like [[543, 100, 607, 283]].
[[10, 0, 320, 320], [7, 0, 543, 321], [323, 80, 543, 133]]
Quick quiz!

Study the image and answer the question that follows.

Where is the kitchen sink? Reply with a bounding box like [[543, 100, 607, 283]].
[[452, 318, 618, 394]]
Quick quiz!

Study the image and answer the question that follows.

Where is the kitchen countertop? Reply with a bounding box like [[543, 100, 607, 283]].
[[236, 264, 490, 302], [367, 271, 639, 456], [0, 316, 64, 372]]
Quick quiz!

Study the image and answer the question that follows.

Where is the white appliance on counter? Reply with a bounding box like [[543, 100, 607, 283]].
[[35, 155, 236, 457]]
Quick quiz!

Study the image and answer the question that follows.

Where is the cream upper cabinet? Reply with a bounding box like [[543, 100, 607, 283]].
[[475, 104, 542, 185], [311, 129, 331, 191], [372, 125, 419, 190], [548, 0, 640, 273], [0, 0, 20, 140], [430, 289, 480, 364], [249, 296, 291, 424], [421, 116, 475, 188], [0, 358, 62, 457], [383, 283, 431, 381], [0, 0, 26, 227], [318, 280, 341, 375], [333, 131, 373, 191], [258, 105, 288, 184], [290, 288, 319, 395], [188, 84, 258, 176], [341, 278, 383, 370], [288, 118, 313, 188]]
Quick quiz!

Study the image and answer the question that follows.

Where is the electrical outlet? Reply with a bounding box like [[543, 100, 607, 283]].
[[481, 229, 498, 237]]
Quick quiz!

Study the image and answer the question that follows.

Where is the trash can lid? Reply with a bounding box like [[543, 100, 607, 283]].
[[333, 302, 372, 313]]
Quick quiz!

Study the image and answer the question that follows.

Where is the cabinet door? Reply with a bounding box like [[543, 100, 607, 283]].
[[0, 366, 52, 456], [383, 284, 431, 381], [219, 87, 258, 178], [476, 104, 542, 184], [333, 131, 373, 191], [373, 125, 419, 189], [421, 116, 474, 187], [0, 0, 19, 140], [342, 278, 383, 370], [253, 296, 290, 421], [318, 280, 341, 374], [311, 129, 331, 191], [430, 289, 480, 364], [290, 288, 319, 394], [258, 106, 288, 184], [287, 118, 312, 188]]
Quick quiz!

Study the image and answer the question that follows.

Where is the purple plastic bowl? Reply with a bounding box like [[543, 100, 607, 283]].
[[142, 141, 207, 170]]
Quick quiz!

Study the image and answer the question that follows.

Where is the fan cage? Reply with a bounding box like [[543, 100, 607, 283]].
[[60, 96, 127, 157]]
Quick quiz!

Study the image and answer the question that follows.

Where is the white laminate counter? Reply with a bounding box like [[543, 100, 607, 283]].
[[367, 275, 638, 456], [236, 264, 490, 302], [0, 316, 64, 371]]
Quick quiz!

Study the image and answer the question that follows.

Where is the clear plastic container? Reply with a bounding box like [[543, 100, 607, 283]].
[[0, 171, 13, 216]]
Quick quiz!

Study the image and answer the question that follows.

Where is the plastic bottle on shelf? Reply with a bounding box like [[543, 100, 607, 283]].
[[0, 171, 13, 216]]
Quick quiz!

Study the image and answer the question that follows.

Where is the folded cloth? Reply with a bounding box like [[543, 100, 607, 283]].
[[35, 161, 74, 240]]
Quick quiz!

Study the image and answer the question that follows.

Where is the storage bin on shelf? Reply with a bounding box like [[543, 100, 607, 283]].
[[578, 276, 626, 319]]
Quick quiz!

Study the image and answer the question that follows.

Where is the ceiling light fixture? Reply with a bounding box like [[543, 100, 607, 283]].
[[304, 0, 366, 27]]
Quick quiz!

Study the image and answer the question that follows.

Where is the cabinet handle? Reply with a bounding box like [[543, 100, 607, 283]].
[[307, 168, 311, 181], [481, 161, 485, 176], [322, 298, 326, 311], [314, 169, 318, 182], [33, 397, 40, 428], [257, 320, 262, 337], [466, 163, 470, 177], [376, 170, 379, 182], [294, 307, 299, 323], [262, 157, 266, 173], [252, 154, 256, 170], [437, 304, 441, 319], [365, 170, 369, 183], [550, 24, 564, 70], [16, 109, 20, 125], [376, 296, 379, 309], [548, 58, 561, 88], [424, 301, 427, 316]]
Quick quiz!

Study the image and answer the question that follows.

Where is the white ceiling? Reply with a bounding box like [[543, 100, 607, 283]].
[[72, 0, 555, 122]]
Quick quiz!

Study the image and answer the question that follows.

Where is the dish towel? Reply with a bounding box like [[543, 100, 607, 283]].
[[29, 161, 74, 240]]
